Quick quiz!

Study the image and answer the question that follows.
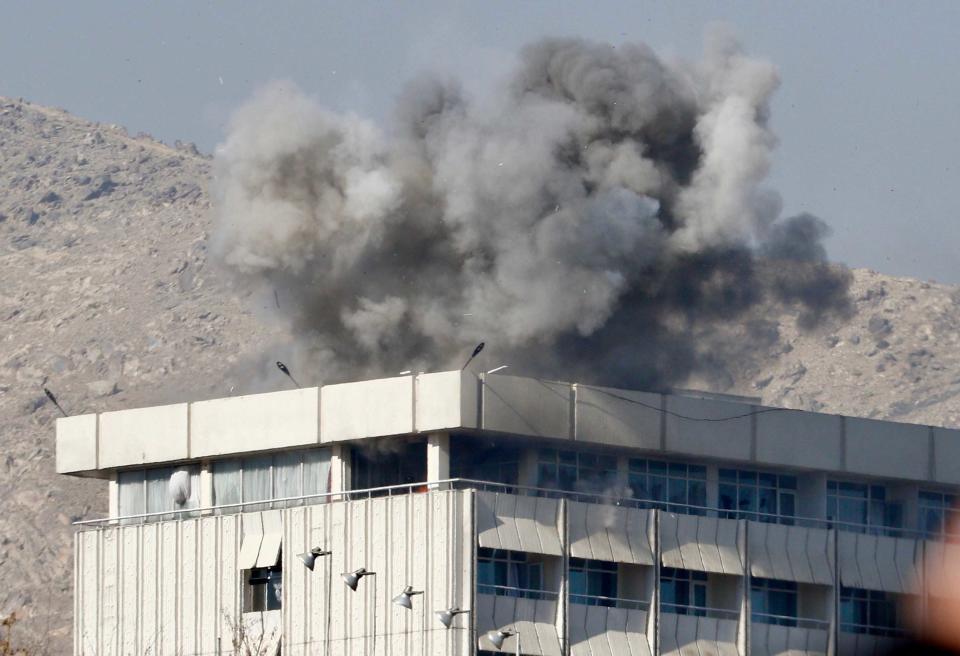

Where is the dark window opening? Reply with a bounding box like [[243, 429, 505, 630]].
[[477, 547, 553, 600], [660, 567, 708, 615], [569, 558, 618, 606], [628, 459, 707, 514], [450, 436, 520, 487], [244, 561, 282, 612], [751, 577, 798, 626], [351, 439, 426, 494]]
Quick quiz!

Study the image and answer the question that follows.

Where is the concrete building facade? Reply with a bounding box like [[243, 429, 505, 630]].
[[56, 371, 960, 655]]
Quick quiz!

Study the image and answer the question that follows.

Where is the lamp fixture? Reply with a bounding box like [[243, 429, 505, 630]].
[[391, 585, 423, 609], [341, 567, 375, 591], [297, 547, 331, 571], [487, 628, 517, 651], [435, 607, 470, 629]]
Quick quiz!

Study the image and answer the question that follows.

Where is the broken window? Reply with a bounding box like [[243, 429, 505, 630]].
[[244, 562, 283, 612]]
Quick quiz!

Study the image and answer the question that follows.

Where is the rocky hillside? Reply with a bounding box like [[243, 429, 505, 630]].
[[1, 96, 959, 650], [0, 97, 282, 650]]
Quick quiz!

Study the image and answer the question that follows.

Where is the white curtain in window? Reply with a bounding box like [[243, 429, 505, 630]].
[[146, 467, 175, 520], [273, 451, 302, 508], [213, 460, 242, 514], [303, 449, 332, 501], [243, 456, 272, 512], [118, 470, 145, 523]]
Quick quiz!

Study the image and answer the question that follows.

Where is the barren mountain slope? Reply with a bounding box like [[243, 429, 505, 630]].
[[1, 97, 959, 649], [0, 97, 283, 650]]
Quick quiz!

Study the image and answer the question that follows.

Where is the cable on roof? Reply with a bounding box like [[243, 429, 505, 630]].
[[580, 384, 790, 423]]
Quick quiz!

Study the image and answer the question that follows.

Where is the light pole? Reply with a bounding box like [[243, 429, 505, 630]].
[[342, 568, 378, 653], [297, 547, 332, 652], [392, 586, 426, 656]]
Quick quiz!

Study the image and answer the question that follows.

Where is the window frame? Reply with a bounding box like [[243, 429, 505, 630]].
[[117, 464, 200, 523], [477, 548, 550, 599], [212, 448, 331, 514], [536, 448, 619, 494], [628, 459, 707, 513], [569, 557, 619, 607], [660, 567, 708, 615], [751, 577, 799, 626], [918, 489, 958, 538], [827, 480, 901, 535], [719, 468, 797, 523], [244, 563, 283, 613], [839, 586, 903, 637]]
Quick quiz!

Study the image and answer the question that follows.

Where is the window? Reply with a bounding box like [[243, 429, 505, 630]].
[[536, 449, 618, 494], [719, 469, 797, 523], [628, 459, 706, 513], [244, 562, 282, 612], [751, 578, 798, 626], [840, 587, 904, 637], [212, 449, 331, 513], [660, 567, 707, 615], [919, 490, 958, 538], [117, 465, 200, 523], [451, 437, 520, 487], [569, 558, 618, 606], [351, 440, 426, 493], [827, 481, 901, 535], [477, 548, 549, 599]]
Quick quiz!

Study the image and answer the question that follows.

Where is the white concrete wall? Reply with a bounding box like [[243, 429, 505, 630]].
[[74, 489, 473, 656], [837, 532, 922, 594], [844, 417, 929, 481], [574, 385, 661, 450], [415, 371, 479, 432], [659, 613, 739, 656], [475, 593, 563, 656], [56, 414, 98, 474], [748, 523, 835, 586], [98, 403, 188, 469], [837, 632, 902, 656], [567, 604, 651, 656], [475, 491, 563, 555], [58, 371, 960, 490], [191, 388, 320, 458], [932, 427, 960, 485], [567, 501, 654, 566], [660, 514, 745, 575], [321, 376, 415, 443], [755, 411, 842, 471], [664, 397, 752, 461], [750, 624, 829, 656], [482, 375, 572, 439]]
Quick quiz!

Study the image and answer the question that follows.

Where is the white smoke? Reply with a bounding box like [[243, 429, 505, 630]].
[[212, 29, 850, 389]]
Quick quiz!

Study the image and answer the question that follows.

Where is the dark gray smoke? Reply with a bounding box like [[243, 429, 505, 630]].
[[211, 30, 851, 390]]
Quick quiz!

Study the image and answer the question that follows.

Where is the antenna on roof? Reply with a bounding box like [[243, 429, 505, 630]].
[[276, 361, 301, 388], [43, 387, 68, 417], [461, 342, 485, 371]]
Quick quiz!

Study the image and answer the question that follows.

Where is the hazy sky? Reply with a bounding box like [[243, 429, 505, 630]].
[[2, 1, 959, 283]]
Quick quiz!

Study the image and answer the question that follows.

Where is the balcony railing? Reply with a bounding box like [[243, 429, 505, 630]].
[[569, 594, 649, 611], [661, 603, 739, 621], [451, 479, 945, 540], [477, 584, 559, 601], [752, 612, 831, 630], [73, 477, 953, 540], [840, 622, 910, 638]]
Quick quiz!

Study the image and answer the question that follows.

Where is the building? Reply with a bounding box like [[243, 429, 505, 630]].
[[55, 370, 960, 655]]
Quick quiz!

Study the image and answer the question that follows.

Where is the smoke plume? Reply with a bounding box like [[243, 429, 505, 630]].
[[212, 31, 851, 390]]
